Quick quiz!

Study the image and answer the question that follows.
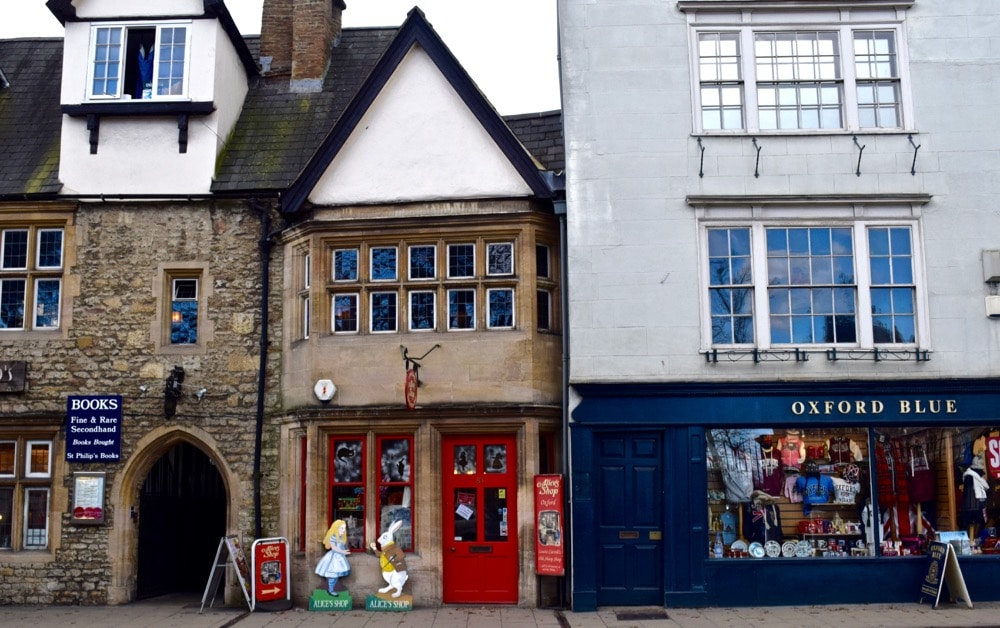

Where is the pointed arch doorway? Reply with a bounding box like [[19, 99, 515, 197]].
[[136, 442, 226, 599]]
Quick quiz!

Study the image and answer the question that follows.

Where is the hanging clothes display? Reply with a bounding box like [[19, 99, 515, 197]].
[[709, 429, 766, 503], [754, 434, 784, 496], [777, 429, 805, 470], [961, 465, 989, 529], [827, 435, 864, 464], [742, 491, 783, 544], [137, 43, 154, 99], [907, 439, 934, 503]]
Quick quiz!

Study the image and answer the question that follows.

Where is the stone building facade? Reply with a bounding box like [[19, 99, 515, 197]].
[[559, 0, 1000, 610], [1, 0, 564, 608]]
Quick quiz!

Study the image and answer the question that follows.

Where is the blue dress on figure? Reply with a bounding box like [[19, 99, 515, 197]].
[[315, 520, 350, 595]]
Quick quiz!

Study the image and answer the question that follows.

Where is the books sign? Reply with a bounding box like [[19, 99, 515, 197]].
[[65, 395, 122, 462]]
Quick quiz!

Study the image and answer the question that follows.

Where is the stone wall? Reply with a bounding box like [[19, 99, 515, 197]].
[[0, 200, 284, 604]]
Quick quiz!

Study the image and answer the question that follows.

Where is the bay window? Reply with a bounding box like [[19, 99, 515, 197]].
[[320, 239, 525, 335]]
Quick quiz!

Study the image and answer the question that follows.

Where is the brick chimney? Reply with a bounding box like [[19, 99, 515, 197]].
[[259, 0, 346, 92]]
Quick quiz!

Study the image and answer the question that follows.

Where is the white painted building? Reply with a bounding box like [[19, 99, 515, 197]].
[[559, 0, 1000, 609]]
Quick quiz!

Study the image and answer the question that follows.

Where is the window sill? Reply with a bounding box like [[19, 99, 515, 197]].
[[693, 128, 917, 139], [61, 101, 216, 154], [0, 549, 56, 563]]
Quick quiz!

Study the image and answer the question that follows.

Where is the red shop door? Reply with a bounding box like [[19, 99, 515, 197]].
[[442, 434, 518, 604]]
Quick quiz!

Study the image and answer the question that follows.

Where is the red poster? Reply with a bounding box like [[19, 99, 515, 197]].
[[252, 538, 289, 607], [987, 436, 1000, 480], [534, 474, 565, 576]]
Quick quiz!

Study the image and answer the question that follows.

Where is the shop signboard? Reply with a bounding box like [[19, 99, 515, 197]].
[[919, 541, 972, 609], [0, 361, 26, 392], [405, 368, 418, 410], [65, 395, 122, 462], [534, 474, 565, 576], [201, 535, 252, 613], [252, 537, 292, 611]]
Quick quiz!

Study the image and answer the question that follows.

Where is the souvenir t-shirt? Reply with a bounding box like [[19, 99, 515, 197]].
[[755, 447, 784, 495], [783, 474, 803, 503], [795, 474, 836, 514], [831, 476, 861, 505]]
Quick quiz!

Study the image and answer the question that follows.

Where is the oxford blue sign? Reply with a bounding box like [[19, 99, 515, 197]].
[[65, 395, 122, 462]]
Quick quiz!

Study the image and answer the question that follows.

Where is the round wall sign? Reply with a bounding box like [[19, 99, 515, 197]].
[[404, 369, 418, 410], [314, 379, 336, 403]]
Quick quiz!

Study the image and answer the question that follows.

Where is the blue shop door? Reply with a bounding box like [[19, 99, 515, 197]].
[[596, 434, 663, 605]]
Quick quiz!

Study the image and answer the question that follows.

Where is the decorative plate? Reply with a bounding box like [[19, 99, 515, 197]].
[[730, 540, 748, 553], [795, 540, 813, 557], [765, 540, 782, 558], [781, 541, 797, 557], [855, 539, 866, 549], [749, 542, 766, 558]]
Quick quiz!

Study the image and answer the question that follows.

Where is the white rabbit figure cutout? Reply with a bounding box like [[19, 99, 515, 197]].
[[370, 519, 409, 598]]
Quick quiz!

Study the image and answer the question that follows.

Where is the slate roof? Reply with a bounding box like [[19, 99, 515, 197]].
[[504, 110, 564, 173], [0, 38, 63, 196], [212, 28, 398, 192]]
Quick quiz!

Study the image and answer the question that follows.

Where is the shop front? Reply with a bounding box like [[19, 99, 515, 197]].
[[280, 409, 561, 607], [570, 378, 1000, 610]]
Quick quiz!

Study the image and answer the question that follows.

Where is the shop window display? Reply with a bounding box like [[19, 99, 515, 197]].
[[707, 427, 1000, 559]]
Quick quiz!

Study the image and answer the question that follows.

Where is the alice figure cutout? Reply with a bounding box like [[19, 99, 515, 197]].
[[315, 519, 351, 596]]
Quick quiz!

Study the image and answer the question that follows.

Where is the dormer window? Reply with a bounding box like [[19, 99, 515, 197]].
[[88, 23, 190, 101]]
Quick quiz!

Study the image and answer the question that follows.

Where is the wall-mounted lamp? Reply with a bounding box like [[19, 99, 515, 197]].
[[171, 310, 183, 324], [164, 365, 185, 418]]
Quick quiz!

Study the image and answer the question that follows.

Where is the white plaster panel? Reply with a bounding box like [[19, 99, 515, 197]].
[[308, 45, 533, 205], [74, 0, 203, 18], [210, 21, 250, 153], [58, 116, 218, 194]]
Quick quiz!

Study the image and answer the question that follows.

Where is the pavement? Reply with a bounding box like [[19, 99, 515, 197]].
[[1, 593, 999, 628]]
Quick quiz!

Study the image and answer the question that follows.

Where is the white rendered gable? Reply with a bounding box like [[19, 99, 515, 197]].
[[308, 44, 533, 206]]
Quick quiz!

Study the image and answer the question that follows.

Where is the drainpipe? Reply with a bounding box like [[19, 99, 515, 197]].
[[252, 199, 273, 539], [554, 197, 571, 608]]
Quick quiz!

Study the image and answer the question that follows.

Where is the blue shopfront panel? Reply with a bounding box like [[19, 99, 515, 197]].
[[569, 379, 1000, 609]]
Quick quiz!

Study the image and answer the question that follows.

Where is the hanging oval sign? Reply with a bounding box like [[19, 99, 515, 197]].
[[405, 368, 418, 410]]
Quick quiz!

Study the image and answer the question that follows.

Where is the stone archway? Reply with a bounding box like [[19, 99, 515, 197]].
[[107, 426, 240, 605]]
